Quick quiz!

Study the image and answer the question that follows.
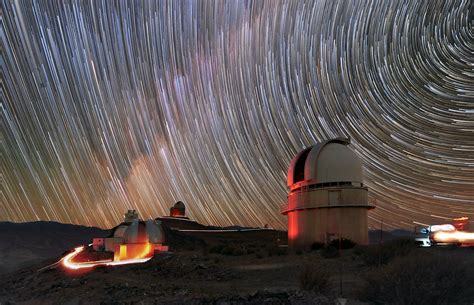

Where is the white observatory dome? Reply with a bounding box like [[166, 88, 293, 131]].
[[288, 138, 363, 190], [283, 138, 372, 248], [113, 219, 165, 244]]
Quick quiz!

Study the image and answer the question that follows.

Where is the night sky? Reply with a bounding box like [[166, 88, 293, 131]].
[[2, 0, 473, 230]]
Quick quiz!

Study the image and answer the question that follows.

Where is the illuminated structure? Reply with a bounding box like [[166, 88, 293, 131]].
[[415, 217, 473, 247], [169, 201, 187, 218], [93, 210, 168, 261], [282, 138, 374, 248], [453, 217, 469, 231]]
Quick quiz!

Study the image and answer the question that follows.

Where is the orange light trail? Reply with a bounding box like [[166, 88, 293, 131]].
[[61, 245, 153, 270]]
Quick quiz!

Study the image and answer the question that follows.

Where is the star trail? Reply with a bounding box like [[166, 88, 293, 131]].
[[2, 0, 473, 230]]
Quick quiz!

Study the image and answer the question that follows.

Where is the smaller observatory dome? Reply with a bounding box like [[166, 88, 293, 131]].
[[174, 201, 185, 210], [170, 201, 186, 217], [288, 137, 363, 190]]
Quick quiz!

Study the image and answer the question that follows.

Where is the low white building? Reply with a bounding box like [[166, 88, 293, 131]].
[[93, 210, 168, 261]]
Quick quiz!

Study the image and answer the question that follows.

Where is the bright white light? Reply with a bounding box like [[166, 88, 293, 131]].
[[429, 224, 456, 232], [433, 231, 474, 244]]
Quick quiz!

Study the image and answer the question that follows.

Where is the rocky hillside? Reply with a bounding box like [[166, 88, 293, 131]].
[[0, 221, 109, 274]]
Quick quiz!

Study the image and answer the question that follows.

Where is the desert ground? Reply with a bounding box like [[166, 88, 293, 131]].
[[0, 223, 473, 305]]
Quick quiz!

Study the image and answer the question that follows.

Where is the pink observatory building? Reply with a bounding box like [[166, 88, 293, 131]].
[[281, 138, 374, 248]]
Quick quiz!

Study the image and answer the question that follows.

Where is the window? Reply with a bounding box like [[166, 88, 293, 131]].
[[293, 148, 311, 183]]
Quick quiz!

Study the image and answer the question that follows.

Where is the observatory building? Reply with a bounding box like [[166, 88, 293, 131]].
[[281, 138, 374, 248], [169, 201, 187, 218], [93, 210, 168, 261]]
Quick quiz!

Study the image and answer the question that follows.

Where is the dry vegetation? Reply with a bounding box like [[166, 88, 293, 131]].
[[360, 248, 474, 305], [1, 233, 473, 304]]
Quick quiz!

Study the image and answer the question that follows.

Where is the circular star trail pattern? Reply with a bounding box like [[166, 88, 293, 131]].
[[2, 0, 473, 229]]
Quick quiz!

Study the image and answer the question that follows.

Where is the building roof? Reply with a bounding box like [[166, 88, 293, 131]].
[[113, 219, 165, 244], [173, 201, 185, 210], [287, 138, 363, 189]]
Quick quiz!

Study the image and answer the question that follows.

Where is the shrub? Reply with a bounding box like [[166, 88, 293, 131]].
[[276, 247, 288, 256], [209, 244, 225, 254], [311, 242, 325, 251], [266, 246, 288, 256], [232, 248, 245, 256], [245, 247, 255, 254], [361, 253, 474, 305], [221, 245, 236, 255], [321, 245, 339, 259], [209, 244, 245, 256], [299, 263, 331, 293], [266, 245, 288, 256], [354, 238, 416, 266], [328, 238, 356, 250]]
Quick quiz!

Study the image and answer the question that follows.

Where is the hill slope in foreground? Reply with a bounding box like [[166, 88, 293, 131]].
[[0, 221, 110, 274], [1, 221, 473, 304], [0, 220, 410, 275]]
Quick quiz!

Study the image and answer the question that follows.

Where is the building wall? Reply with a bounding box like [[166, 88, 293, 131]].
[[286, 186, 370, 248], [288, 207, 369, 248], [105, 237, 123, 252], [287, 187, 368, 210], [170, 208, 185, 217]]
